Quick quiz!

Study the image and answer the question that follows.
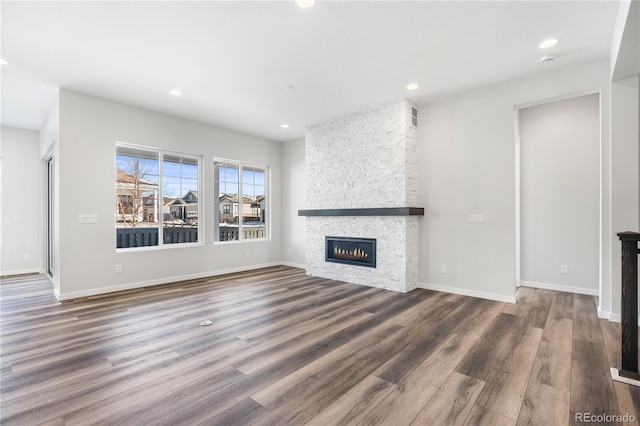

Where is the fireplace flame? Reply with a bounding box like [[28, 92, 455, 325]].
[[334, 245, 369, 260]]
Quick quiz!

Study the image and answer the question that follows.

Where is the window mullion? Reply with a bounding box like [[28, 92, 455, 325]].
[[158, 152, 164, 247], [238, 164, 243, 241]]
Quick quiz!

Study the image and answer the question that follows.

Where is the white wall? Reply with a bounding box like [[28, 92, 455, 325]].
[[55, 89, 283, 299], [604, 0, 640, 321], [39, 95, 59, 158], [519, 93, 600, 294], [1, 126, 42, 275], [418, 59, 610, 303], [609, 75, 639, 321], [281, 137, 306, 267], [610, 1, 639, 81]]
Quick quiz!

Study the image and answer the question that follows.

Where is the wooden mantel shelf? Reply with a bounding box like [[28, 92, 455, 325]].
[[298, 207, 425, 217]]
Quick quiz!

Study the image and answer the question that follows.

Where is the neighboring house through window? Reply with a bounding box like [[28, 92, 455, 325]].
[[116, 144, 201, 249], [214, 159, 268, 242]]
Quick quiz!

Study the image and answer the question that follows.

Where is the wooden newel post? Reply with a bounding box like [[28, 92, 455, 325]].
[[618, 231, 640, 380]]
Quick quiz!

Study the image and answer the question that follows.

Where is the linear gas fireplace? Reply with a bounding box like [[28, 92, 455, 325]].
[[325, 236, 376, 268]]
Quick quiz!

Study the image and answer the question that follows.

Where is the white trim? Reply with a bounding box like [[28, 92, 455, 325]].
[[116, 140, 202, 160], [514, 109, 521, 296], [611, 367, 640, 387], [0, 267, 43, 276], [597, 310, 640, 324], [598, 307, 612, 320], [520, 281, 600, 296], [280, 261, 305, 269], [418, 282, 516, 304], [116, 241, 203, 253], [213, 238, 270, 246], [213, 156, 267, 170], [520, 280, 599, 296], [610, 313, 622, 323], [55, 262, 283, 301], [514, 88, 601, 110]]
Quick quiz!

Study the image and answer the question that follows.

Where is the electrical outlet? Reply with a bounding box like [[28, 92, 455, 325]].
[[561, 265, 569, 274], [115, 264, 123, 274], [23, 253, 30, 260], [440, 264, 447, 273], [245, 250, 249, 258], [287, 248, 292, 254]]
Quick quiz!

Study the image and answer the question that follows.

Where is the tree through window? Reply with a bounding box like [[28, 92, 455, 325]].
[[116, 144, 200, 249]]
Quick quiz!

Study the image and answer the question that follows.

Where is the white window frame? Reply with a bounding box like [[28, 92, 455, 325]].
[[116, 142, 203, 252], [214, 157, 270, 244]]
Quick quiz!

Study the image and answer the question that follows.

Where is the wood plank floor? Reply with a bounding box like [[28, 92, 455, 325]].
[[0, 266, 637, 425]]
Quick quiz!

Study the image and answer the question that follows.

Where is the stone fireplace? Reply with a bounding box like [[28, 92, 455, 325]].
[[300, 100, 422, 293]]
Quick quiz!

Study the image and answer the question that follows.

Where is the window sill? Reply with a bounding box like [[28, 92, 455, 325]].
[[116, 241, 203, 253], [213, 238, 270, 246]]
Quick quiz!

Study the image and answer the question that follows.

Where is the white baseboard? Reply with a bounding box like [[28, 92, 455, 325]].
[[56, 262, 284, 301], [611, 367, 640, 387], [596, 305, 640, 325], [609, 313, 623, 323], [519, 280, 599, 296], [598, 307, 612, 320], [606, 314, 640, 324], [280, 261, 306, 269], [418, 282, 516, 304], [0, 267, 43, 277]]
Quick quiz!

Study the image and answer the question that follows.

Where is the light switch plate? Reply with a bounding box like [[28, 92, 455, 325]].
[[79, 214, 98, 224], [467, 214, 485, 224]]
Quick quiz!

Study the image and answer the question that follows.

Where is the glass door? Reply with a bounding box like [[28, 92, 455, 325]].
[[46, 155, 55, 277]]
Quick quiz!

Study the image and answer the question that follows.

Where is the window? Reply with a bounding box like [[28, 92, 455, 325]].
[[214, 159, 268, 242], [116, 144, 200, 249]]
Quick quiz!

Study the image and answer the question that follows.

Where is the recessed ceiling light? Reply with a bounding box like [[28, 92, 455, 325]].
[[297, 0, 315, 8], [281, 124, 289, 129], [169, 89, 182, 96], [406, 83, 419, 91], [284, 85, 296, 92], [539, 38, 559, 49], [540, 56, 555, 64], [0, 59, 8, 65]]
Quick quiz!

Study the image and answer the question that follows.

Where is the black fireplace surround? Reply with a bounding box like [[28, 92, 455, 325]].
[[325, 236, 376, 268]]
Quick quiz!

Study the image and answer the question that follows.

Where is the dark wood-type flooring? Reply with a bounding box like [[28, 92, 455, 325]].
[[1, 266, 639, 425]]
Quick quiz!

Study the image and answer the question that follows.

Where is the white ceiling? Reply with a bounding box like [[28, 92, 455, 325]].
[[1, 1, 621, 142]]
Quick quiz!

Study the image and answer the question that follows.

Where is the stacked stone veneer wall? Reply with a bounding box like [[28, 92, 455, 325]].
[[305, 100, 419, 292]]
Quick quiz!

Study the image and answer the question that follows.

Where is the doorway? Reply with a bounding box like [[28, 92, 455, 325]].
[[516, 93, 600, 295]]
